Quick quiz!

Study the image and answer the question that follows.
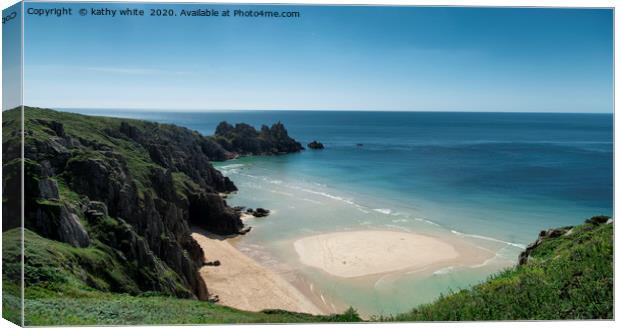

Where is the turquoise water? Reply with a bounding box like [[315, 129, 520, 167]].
[[67, 109, 613, 315]]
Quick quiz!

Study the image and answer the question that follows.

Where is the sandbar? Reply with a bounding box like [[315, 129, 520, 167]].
[[294, 230, 490, 278]]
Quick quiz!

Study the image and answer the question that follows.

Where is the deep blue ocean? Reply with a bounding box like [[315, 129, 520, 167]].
[[66, 109, 613, 315]]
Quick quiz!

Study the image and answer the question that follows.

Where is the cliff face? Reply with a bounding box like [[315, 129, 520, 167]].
[[213, 121, 304, 156], [2, 107, 303, 300]]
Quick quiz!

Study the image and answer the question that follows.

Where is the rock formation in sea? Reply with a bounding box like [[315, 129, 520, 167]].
[[308, 141, 325, 149], [213, 121, 304, 156], [253, 208, 270, 217]]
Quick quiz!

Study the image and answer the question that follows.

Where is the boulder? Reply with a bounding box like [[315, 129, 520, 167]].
[[57, 208, 90, 248], [87, 201, 109, 217], [30, 203, 90, 248], [38, 178, 60, 200], [233, 206, 246, 212], [254, 208, 270, 217], [586, 215, 610, 225]]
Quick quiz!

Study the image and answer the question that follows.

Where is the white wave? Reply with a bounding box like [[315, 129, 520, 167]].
[[237, 174, 375, 216], [469, 256, 496, 269], [373, 208, 393, 215], [219, 163, 245, 170], [392, 218, 409, 223], [239, 173, 284, 185], [450, 230, 526, 249], [414, 217, 441, 227], [433, 266, 456, 275], [265, 189, 294, 196], [292, 186, 359, 206], [356, 206, 371, 214], [374, 273, 397, 289]]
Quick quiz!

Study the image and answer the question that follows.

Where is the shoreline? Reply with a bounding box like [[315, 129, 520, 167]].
[[190, 227, 326, 315], [192, 223, 498, 318]]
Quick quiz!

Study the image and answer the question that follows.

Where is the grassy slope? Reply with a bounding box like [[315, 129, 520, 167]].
[[390, 221, 613, 321], [2, 229, 360, 325]]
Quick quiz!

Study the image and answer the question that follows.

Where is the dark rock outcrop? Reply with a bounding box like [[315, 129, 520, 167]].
[[254, 208, 270, 217], [22, 160, 90, 248], [213, 121, 303, 156], [586, 215, 611, 225], [205, 260, 221, 267], [518, 225, 576, 265], [238, 227, 252, 235], [307, 141, 325, 150], [188, 193, 243, 235]]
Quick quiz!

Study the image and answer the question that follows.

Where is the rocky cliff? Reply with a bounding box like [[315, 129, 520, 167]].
[[2, 107, 302, 301]]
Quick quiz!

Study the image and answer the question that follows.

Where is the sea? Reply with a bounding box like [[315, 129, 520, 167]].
[[64, 109, 613, 316]]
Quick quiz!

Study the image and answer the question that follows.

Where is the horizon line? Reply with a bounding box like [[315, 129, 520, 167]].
[[50, 106, 614, 115]]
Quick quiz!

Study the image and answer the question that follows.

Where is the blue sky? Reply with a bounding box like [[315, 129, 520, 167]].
[[22, 3, 613, 112]]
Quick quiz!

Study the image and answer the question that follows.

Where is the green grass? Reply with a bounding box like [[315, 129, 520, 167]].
[[22, 293, 361, 325], [3, 229, 142, 297], [389, 221, 613, 321], [2, 228, 23, 326]]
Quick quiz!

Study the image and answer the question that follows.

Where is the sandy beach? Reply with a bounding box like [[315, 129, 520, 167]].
[[294, 230, 494, 278], [191, 228, 324, 315]]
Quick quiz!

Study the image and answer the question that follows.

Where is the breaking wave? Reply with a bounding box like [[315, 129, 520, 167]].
[[450, 230, 526, 249]]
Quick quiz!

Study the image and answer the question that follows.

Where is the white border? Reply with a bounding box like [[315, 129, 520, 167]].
[[0, 1, 617, 328]]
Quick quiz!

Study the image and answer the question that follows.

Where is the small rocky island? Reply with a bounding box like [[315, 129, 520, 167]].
[[233, 206, 271, 218], [213, 121, 304, 156], [308, 140, 325, 149]]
